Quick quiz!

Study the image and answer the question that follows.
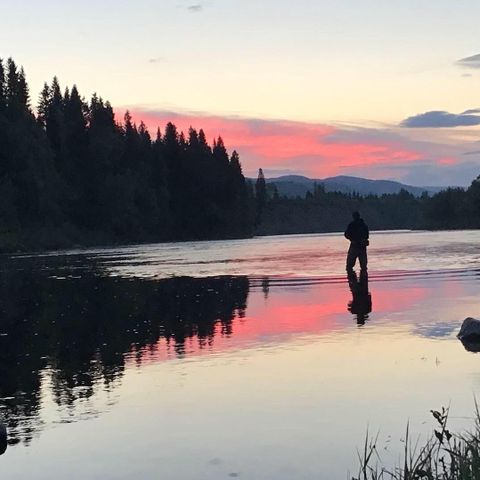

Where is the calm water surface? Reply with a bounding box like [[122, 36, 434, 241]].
[[1, 230, 480, 479]]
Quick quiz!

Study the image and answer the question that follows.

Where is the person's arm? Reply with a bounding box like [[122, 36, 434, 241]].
[[344, 223, 352, 240]]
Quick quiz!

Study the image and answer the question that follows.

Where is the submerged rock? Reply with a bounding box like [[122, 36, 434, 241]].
[[0, 422, 6, 455], [458, 318, 480, 352]]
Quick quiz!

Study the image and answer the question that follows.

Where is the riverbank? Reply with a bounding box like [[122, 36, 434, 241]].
[[0, 226, 253, 254]]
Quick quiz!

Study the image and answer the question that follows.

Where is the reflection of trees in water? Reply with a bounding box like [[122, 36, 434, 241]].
[[0, 259, 249, 446]]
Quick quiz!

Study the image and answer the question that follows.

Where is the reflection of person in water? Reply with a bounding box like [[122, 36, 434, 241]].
[[344, 211, 369, 273], [348, 270, 372, 325]]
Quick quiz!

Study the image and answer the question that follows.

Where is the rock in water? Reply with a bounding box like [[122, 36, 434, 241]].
[[458, 318, 480, 353], [458, 317, 480, 340], [0, 423, 6, 455]]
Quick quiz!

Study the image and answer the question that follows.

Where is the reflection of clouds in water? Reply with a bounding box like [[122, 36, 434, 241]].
[[413, 322, 459, 339]]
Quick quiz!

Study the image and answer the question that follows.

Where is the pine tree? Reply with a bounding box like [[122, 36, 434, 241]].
[[120, 110, 140, 172], [138, 121, 151, 147], [0, 59, 6, 110], [64, 84, 87, 180], [188, 126, 199, 147], [63, 86, 70, 104], [178, 131, 186, 148], [152, 125, 171, 238], [255, 168, 267, 226], [198, 129, 211, 156], [163, 122, 178, 151], [17, 68, 29, 109], [155, 127, 162, 144], [212, 136, 229, 167], [1, 60, 57, 228], [5, 58, 19, 107], [44, 77, 67, 174], [5, 59, 30, 112], [37, 83, 51, 127], [228, 150, 251, 236], [212, 135, 231, 209]]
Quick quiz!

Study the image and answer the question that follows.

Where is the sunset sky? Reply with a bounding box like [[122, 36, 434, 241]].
[[2, 0, 479, 185]]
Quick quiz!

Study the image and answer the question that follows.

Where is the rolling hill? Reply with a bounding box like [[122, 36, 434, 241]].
[[258, 175, 449, 198]]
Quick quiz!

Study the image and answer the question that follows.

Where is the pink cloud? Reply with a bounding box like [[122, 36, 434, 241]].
[[117, 108, 470, 184]]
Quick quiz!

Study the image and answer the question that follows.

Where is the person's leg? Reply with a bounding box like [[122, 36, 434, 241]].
[[359, 268, 368, 287], [346, 245, 357, 272], [359, 247, 368, 271]]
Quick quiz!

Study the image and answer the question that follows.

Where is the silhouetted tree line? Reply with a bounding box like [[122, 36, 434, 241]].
[[255, 180, 480, 235], [0, 58, 253, 251], [0, 254, 249, 445]]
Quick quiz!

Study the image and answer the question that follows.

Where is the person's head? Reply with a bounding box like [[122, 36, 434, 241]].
[[352, 211, 360, 221]]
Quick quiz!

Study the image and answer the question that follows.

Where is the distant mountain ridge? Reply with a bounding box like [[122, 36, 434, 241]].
[[257, 175, 449, 198]]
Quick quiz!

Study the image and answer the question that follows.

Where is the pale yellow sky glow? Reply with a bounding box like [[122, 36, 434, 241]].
[[23, 51, 478, 125]]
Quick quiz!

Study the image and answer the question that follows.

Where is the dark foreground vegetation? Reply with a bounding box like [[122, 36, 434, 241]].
[[1, 56, 480, 252], [354, 406, 480, 480]]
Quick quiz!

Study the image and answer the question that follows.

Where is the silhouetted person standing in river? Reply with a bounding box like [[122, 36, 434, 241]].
[[344, 211, 369, 272]]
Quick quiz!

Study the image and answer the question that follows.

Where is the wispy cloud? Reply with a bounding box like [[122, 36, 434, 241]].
[[187, 4, 203, 12], [400, 110, 480, 128], [148, 57, 167, 64], [462, 108, 480, 115], [456, 53, 480, 69]]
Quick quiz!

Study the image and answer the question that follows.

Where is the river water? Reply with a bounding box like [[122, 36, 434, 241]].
[[1, 230, 480, 479]]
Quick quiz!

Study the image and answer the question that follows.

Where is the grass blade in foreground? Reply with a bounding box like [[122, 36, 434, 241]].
[[353, 404, 480, 480]]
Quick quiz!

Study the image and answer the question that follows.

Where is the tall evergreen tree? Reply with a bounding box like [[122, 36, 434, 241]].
[[37, 83, 51, 127], [255, 168, 267, 226], [5, 58, 19, 108], [43, 77, 68, 175], [0, 59, 6, 111], [64, 85, 87, 165], [17, 68, 29, 109], [198, 129, 211, 156], [228, 150, 252, 236]]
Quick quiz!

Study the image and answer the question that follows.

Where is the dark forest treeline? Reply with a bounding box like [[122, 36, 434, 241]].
[[0, 58, 253, 251], [257, 181, 480, 235]]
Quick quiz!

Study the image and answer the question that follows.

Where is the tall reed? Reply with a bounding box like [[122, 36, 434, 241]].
[[353, 403, 480, 480]]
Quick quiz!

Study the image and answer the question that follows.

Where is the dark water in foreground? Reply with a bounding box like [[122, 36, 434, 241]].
[[1, 231, 480, 479]]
